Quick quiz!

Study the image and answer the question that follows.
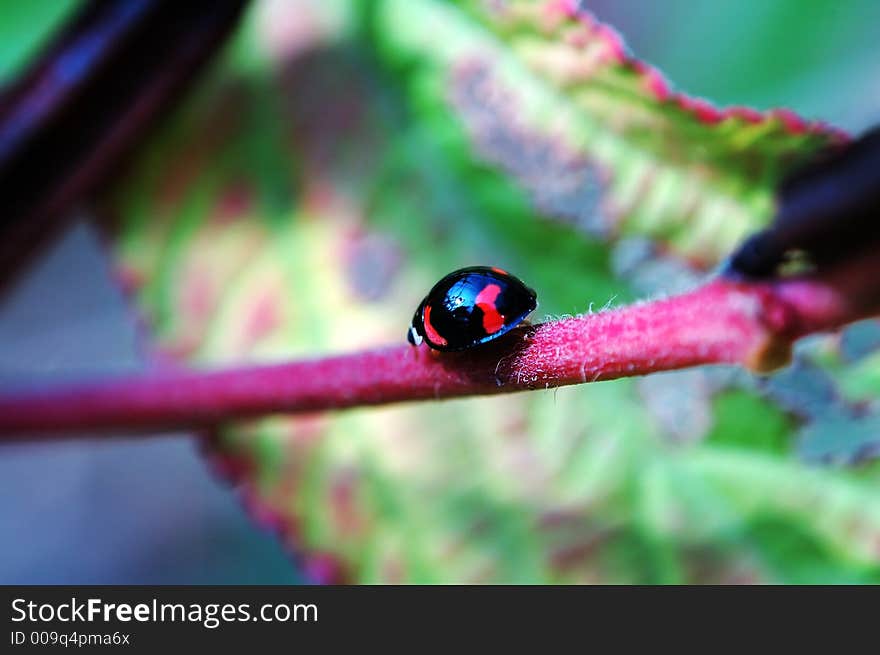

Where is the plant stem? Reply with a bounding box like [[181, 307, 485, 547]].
[[1, 252, 878, 439], [0, 0, 249, 293]]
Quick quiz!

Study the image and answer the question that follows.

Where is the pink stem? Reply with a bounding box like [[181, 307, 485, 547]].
[[1, 252, 878, 439]]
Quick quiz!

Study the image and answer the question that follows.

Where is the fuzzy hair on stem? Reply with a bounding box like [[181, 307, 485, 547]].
[[0, 250, 878, 440]]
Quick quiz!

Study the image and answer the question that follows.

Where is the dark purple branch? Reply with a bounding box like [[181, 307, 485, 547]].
[[0, 0, 249, 291], [727, 125, 880, 277]]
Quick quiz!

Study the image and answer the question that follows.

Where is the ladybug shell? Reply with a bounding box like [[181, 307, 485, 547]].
[[408, 266, 537, 352]]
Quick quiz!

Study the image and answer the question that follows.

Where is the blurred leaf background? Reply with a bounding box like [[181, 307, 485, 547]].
[[3, 0, 880, 583]]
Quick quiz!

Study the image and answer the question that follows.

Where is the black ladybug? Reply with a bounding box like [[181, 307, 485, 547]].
[[407, 266, 538, 351]]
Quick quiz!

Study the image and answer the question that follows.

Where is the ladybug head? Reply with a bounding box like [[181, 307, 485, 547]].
[[407, 325, 423, 346]]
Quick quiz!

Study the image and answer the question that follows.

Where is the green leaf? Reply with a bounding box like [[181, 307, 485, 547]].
[[101, 0, 880, 582], [367, 0, 843, 264], [704, 390, 792, 455]]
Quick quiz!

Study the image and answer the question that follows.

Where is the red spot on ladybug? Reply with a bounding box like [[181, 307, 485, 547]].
[[421, 303, 448, 347], [407, 266, 537, 351], [475, 283, 505, 334]]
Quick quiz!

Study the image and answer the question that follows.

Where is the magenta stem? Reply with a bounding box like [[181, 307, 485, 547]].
[[1, 253, 878, 439]]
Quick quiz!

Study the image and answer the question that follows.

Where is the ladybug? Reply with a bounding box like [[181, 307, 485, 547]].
[[407, 266, 538, 351]]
